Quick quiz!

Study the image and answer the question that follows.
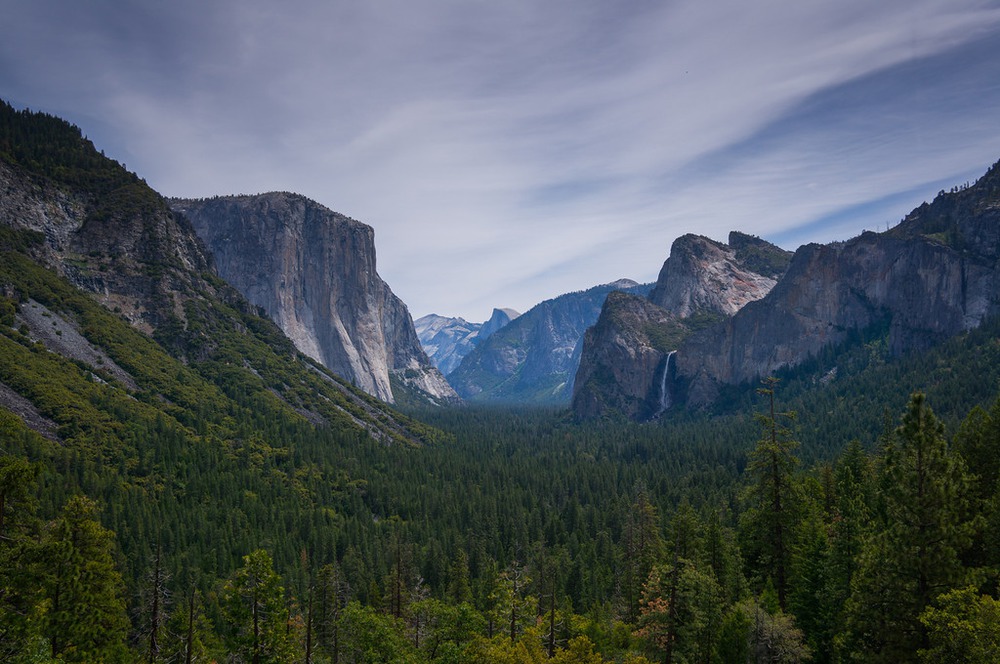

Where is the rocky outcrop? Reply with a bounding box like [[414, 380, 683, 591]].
[[670, 159, 1000, 407], [572, 292, 682, 420], [648, 233, 789, 317], [449, 280, 651, 404], [572, 233, 789, 420], [415, 307, 519, 376], [170, 194, 457, 405], [0, 155, 213, 335]]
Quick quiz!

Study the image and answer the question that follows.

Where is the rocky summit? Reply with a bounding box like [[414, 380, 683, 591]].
[[415, 307, 520, 376], [676, 163, 1000, 407], [170, 193, 457, 405], [572, 232, 791, 420], [574, 159, 1000, 418]]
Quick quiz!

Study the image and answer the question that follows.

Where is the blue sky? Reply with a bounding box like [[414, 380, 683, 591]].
[[2, 1, 1000, 321]]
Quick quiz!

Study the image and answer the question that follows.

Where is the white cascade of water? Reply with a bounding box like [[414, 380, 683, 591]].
[[656, 350, 677, 416]]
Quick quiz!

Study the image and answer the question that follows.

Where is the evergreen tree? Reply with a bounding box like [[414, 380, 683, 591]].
[[634, 561, 722, 664], [843, 393, 977, 661], [788, 484, 835, 663], [741, 377, 801, 611], [0, 455, 40, 660], [620, 487, 665, 622], [222, 549, 298, 663], [36, 495, 130, 662], [315, 561, 350, 663]]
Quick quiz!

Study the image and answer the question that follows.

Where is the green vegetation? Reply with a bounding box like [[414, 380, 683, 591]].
[[3, 97, 1000, 661], [730, 231, 794, 278], [0, 100, 165, 222]]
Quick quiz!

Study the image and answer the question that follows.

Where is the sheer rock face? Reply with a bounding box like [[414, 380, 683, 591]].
[[572, 233, 788, 420], [572, 292, 679, 421], [677, 162, 1000, 406], [648, 233, 784, 317], [170, 193, 457, 404], [415, 308, 519, 376], [678, 231, 998, 406]]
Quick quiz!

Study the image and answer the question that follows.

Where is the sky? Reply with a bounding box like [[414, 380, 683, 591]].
[[2, 1, 1000, 322]]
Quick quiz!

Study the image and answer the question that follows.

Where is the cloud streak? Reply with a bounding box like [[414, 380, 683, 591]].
[[2, 0, 1000, 320]]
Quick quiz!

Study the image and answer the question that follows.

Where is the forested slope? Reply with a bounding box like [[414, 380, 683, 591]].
[[2, 100, 1000, 662]]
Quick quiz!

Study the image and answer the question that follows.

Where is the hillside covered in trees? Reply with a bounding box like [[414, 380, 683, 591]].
[[2, 103, 1000, 662]]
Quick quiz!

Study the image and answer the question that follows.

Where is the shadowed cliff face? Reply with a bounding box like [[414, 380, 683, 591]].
[[572, 233, 788, 420], [0, 160, 213, 335], [678, 230, 999, 406], [572, 292, 681, 421], [675, 162, 1000, 406], [575, 161, 1000, 418], [170, 193, 457, 404], [448, 280, 650, 404]]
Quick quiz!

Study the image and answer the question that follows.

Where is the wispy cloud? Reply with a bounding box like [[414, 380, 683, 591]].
[[2, 0, 999, 319]]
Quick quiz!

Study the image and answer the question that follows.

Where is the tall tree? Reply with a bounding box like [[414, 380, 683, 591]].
[[621, 487, 665, 622], [139, 543, 170, 663], [645, 504, 721, 664], [222, 549, 298, 664], [844, 393, 977, 661], [0, 455, 40, 660], [741, 377, 801, 611], [37, 495, 130, 662]]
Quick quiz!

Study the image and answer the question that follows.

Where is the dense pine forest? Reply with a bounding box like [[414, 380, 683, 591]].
[[3, 102, 1000, 662]]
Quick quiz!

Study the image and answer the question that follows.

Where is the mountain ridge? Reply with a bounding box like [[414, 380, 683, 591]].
[[572, 233, 790, 419], [572, 158, 1000, 419]]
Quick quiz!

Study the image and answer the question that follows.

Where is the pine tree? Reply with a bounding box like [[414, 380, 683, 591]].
[[222, 549, 298, 664], [741, 377, 801, 611], [37, 495, 130, 662], [844, 393, 977, 661], [632, 504, 725, 663], [0, 455, 40, 660], [621, 487, 665, 622]]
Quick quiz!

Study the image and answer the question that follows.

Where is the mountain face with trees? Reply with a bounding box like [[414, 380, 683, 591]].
[[0, 100, 439, 444], [573, 233, 790, 420], [170, 194, 458, 406], [447, 280, 651, 404], [415, 307, 520, 376], [5, 99, 1000, 663], [574, 163, 1000, 419], [675, 163, 1000, 408]]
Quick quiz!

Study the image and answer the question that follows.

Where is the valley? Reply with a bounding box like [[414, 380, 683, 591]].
[[2, 100, 1000, 662]]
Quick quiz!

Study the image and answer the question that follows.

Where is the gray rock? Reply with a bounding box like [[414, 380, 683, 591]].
[[572, 232, 789, 420], [170, 193, 458, 404], [449, 280, 650, 404]]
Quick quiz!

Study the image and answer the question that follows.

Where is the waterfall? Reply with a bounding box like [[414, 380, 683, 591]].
[[656, 350, 677, 416]]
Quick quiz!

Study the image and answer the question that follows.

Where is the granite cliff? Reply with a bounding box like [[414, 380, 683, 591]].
[[0, 101, 436, 443], [572, 233, 790, 419], [677, 162, 1000, 406], [170, 194, 457, 405], [449, 280, 651, 404], [574, 159, 1000, 418], [572, 292, 681, 420], [415, 307, 519, 376]]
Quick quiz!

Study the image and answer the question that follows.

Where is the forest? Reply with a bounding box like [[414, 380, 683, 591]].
[[3, 312, 1000, 662], [3, 100, 1000, 663]]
